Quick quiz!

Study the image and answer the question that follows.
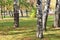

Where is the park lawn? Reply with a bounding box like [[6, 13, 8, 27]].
[[0, 15, 60, 40]]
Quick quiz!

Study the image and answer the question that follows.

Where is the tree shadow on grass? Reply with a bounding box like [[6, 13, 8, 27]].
[[46, 20, 60, 31], [47, 26, 60, 32], [0, 29, 36, 36], [44, 34, 60, 40]]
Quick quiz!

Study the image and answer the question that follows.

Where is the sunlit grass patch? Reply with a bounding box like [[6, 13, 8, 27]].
[[0, 15, 60, 40]]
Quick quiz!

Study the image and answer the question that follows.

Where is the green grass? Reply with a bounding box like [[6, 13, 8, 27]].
[[0, 15, 60, 40]]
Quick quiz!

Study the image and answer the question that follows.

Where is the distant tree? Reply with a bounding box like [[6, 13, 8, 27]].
[[29, 0, 36, 18], [19, 0, 30, 17], [0, 0, 4, 19], [6, 0, 13, 17], [26, 9, 28, 17], [3, 0, 6, 18], [37, 0, 43, 38]]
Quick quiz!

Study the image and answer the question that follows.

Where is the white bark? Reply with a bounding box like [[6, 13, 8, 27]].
[[54, 0, 60, 27], [37, 0, 43, 38], [43, 0, 50, 30]]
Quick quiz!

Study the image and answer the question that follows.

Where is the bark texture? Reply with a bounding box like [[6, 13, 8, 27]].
[[43, 0, 50, 31], [37, 0, 43, 38], [14, 0, 19, 27]]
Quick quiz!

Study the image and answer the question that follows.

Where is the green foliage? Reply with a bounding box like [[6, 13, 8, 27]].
[[6, 0, 13, 5], [29, 9, 36, 18], [29, 7, 36, 18], [19, 0, 30, 9], [0, 0, 5, 6]]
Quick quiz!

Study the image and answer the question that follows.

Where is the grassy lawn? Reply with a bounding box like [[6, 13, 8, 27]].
[[0, 15, 60, 40]]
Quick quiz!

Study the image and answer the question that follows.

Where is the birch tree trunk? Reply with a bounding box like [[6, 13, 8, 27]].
[[13, 0, 19, 27], [54, 0, 58, 27], [58, 0, 60, 27], [54, 0, 60, 27], [20, 9, 23, 17], [43, 0, 50, 31], [37, 0, 43, 38]]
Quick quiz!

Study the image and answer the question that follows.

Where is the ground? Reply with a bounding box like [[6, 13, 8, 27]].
[[0, 15, 60, 40]]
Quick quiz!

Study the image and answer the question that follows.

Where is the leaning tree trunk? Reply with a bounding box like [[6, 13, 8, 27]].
[[43, 0, 50, 31], [13, 0, 19, 27], [54, 0, 60, 27], [37, 0, 43, 38]]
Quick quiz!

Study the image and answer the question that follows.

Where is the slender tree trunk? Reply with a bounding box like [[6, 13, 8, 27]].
[[57, 0, 60, 27], [37, 0, 43, 38], [58, 11, 60, 27], [1, 4, 3, 19], [10, 11, 14, 17], [3, 0, 6, 18], [58, 0, 60, 27], [19, 0, 23, 17], [8, 10, 12, 17], [4, 5, 5, 18], [54, 0, 60, 27], [54, 0, 58, 27], [12, 11, 14, 17], [43, 0, 50, 31], [14, 0, 19, 27], [20, 9, 23, 17], [26, 9, 28, 17]]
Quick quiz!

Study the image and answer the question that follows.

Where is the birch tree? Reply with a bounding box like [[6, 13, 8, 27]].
[[58, 0, 60, 27], [54, 0, 58, 27], [54, 0, 60, 27], [37, 0, 43, 38], [43, 0, 50, 31], [13, 0, 19, 27]]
